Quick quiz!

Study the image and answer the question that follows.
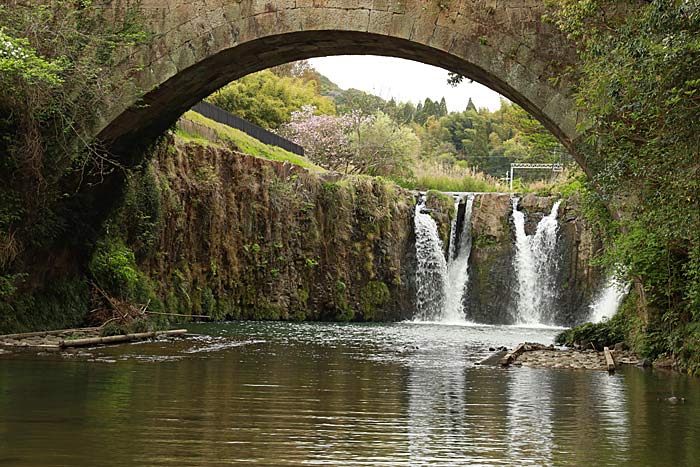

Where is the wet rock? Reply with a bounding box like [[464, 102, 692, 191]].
[[466, 194, 516, 324], [511, 345, 641, 371], [637, 358, 652, 368], [519, 194, 556, 235], [466, 193, 604, 327], [614, 342, 627, 352], [653, 357, 676, 369]]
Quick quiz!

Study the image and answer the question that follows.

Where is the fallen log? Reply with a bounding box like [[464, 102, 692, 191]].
[[477, 350, 507, 366], [499, 343, 526, 367], [0, 342, 61, 350], [604, 347, 616, 372], [59, 329, 188, 348]]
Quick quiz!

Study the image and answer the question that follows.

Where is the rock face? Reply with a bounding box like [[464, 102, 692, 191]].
[[424, 190, 456, 255], [131, 137, 418, 322], [555, 196, 604, 325], [519, 193, 556, 235], [465, 193, 603, 326], [465, 194, 517, 324]]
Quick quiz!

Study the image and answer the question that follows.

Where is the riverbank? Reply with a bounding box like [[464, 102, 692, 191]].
[[0, 327, 188, 351], [495, 342, 641, 371]]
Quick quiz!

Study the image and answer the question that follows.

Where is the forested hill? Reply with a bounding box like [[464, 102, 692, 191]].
[[206, 60, 569, 183]]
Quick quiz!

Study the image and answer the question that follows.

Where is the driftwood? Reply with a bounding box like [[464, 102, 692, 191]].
[[604, 347, 616, 372], [59, 329, 188, 348], [499, 343, 526, 367], [477, 350, 507, 366], [0, 342, 61, 350]]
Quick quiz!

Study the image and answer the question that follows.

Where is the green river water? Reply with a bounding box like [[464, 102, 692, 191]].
[[1, 321, 699, 466]]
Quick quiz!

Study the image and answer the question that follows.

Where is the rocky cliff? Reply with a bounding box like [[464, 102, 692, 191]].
[[115, 136, 418, 322], [465, 193, 603, 326], [465, 194, 517, 324]]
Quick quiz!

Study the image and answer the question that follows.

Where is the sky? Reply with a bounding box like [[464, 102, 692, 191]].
[[309, 55, 506, 113]]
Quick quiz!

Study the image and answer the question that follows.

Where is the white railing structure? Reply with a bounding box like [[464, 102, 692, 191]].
[[509, 163, 564, 190]]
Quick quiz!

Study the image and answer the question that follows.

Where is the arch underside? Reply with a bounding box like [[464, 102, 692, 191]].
[[100, 30, 579, 161]]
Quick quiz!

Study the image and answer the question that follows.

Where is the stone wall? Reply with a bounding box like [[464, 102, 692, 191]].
[[97, 0, 581, 162]]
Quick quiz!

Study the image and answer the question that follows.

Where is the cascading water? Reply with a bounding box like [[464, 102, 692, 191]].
[[443, 195, 475, 323], [512, 198, 562, 325], [414, 199, 448, 321], [414, 194, 475, 323], [589, 276, 630, 323]]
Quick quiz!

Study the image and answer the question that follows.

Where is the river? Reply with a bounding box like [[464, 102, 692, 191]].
[[1, 322, 699, 466]]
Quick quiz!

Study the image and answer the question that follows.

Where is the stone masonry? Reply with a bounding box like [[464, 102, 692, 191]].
[[95, 0, 582, 162]]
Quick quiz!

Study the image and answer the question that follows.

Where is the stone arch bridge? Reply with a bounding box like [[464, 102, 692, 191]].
[[98, 0, 583, 161]]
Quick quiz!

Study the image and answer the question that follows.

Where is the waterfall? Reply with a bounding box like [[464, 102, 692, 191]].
[[443, 195, 475, 323], [512, 198, 562, 325], [414, 194, 475, 323], [589, 276, 629, 323], [414, 199, 448, 321]]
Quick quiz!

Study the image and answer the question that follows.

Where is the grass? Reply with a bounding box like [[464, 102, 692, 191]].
[[177, 111, 324, 171], [399, 161, 504, 192]]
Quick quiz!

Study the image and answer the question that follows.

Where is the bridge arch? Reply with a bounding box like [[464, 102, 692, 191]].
[[99, 1, 580, 160]]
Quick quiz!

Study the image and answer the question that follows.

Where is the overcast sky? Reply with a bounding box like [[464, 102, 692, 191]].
[[309, 55, 505, 113]]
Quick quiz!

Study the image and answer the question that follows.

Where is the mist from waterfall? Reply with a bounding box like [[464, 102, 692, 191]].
[[512, 198, 562, 326]]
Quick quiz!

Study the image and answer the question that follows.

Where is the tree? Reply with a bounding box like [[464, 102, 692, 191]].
[[279, 107, 419, 179], [548, 0, 700, 370], [208, 70, 335, 129], [334, 88, 386, 116], [349, 112, 420, 178], [465, 97, 476, 112], [277, 105, 355, 171]]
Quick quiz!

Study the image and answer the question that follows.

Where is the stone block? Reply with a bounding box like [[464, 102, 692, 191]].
[[368, 9, 392, 35]]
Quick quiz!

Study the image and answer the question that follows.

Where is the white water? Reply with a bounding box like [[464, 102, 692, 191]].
[[512, 198, 562, 326], [443, 195, 475, 323], [414, 200, 448, 321], [589, 276, 630, 323], [414, 194, 475, 323]]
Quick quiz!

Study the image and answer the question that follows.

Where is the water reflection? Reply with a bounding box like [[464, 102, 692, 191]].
[[406, 336, 468, 464], [507, 368, 554, 465], [1, 322, 699, 466], [592, 373, 630, 450]]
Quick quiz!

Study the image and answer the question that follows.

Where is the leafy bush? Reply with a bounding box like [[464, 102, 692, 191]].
[[555, 312, 628, 350], [89, 239, 149, 302]]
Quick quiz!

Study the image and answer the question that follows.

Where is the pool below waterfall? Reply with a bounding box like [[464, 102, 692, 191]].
[[1, 321, 699, 466]]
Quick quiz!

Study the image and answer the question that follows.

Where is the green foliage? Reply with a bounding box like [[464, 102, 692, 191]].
[[359, 281, 391, 320], [416, 99, 570, 179], [350, 111, 420, 180], [0, 277, 89, 334], [402, 171, 500, 193], [0, 29, 65, 85], [180, 111, 323, 170], [548, 0, 700, 370], [0, 1, 149, 312], [89, 238, 152, 302], [208, 70, 335, 129], [115, 166, 163, 256], [555, 310, 628, 349]]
